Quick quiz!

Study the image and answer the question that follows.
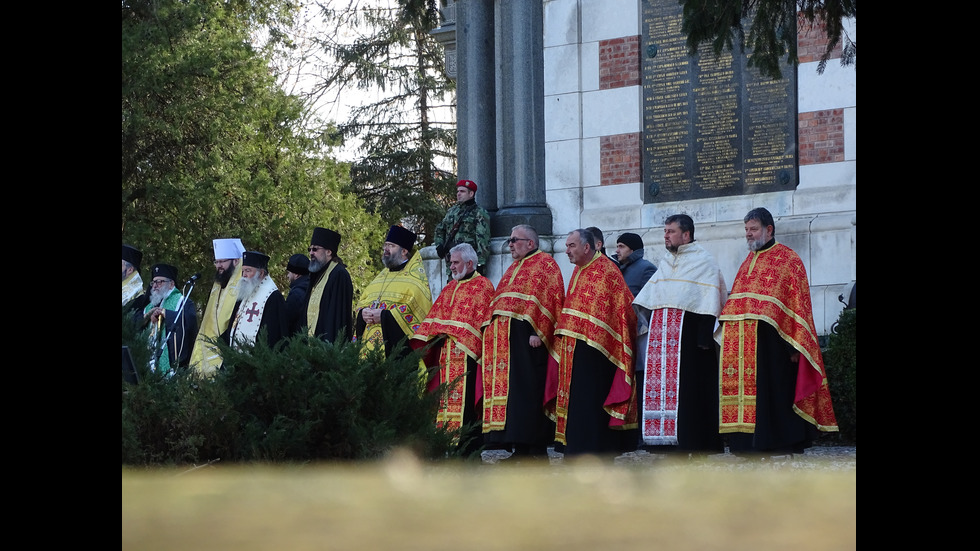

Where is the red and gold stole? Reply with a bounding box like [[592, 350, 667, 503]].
[[433, 342, 470, 435], [481, 250, 565, 431], [551, 254, 638, 444], [642, 307, 684, 444], [718, 243, 838, 433], [411, 274, 495, 436]]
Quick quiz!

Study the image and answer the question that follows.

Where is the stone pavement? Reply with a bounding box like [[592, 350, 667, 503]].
[[482, 445, 857, 470]]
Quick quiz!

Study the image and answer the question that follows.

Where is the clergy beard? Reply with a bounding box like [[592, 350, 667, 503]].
[[216, 266, 234, 287], [747, 236, 767, 252], [237, 274, 261, 301], [309, 257, 326, 273], [382, 250, 406, 270], [149, 286, 170, 307]]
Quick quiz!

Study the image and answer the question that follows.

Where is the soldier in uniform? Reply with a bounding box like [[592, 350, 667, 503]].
[[432, 179, 491, 278]]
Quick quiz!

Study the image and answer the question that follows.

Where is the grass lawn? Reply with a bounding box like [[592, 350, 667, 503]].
[[122, 449, 855, 550]]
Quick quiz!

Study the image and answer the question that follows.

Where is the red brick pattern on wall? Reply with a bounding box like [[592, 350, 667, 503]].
[[599, 36, 640, 90], [593, 21, 847, 177], [797, 16, 843, 63], [798, 109, 844, 165], [598, 113, 844, 176], [600, 132, 642, 185]]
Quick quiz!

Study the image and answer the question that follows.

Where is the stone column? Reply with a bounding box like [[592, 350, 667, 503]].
[[456, 0, 498, 213], [493, 0, 552, 236]]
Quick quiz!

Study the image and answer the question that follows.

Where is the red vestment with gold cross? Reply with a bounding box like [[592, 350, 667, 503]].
[[717, 243, 838, 433], [411, 273, 495, 435], [548, 253, 638, 445], [481, 250, 565, 432]]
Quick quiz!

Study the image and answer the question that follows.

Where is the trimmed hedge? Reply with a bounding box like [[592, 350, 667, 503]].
[[122, 311, 458, 465], [818, 307, 856, 445]]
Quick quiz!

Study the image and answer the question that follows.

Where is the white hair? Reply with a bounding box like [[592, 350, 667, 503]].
[[449, 243, 478, 267]]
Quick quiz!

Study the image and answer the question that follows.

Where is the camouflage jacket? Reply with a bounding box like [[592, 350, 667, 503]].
[[433, 198, 491, 268]]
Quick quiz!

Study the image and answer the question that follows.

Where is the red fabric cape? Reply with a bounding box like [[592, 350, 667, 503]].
[[410, 274, 494, 435], [718, 243, 838, 432], [480, 250, 565, 430], [483, 250, 565, 354], [412, 274, 494, 364], [548, 254, 638, 443]]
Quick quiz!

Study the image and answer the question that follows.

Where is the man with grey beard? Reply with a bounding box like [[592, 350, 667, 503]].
[[228, 251, 288, 349], [354, 225, 431, 359], [411, 243, 493, 457], [137, 263, 197, 373], [303, 227, 354, 343], [714, 207, 839, 457]]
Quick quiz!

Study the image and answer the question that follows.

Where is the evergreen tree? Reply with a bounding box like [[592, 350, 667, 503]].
[[122, 0, 386, 301], [680, 0, 856, 80], [310, 0, 457, 244]]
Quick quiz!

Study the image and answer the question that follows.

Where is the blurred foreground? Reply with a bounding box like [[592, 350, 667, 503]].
[[122, 447, 855, 550]]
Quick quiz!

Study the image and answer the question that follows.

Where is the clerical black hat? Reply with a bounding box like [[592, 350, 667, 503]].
[[286, 253, 309, 275], [385, 225, 417, 251], [151, 263, 178, 282], [242, 251, 270, 270], [311, 227, 341, 252], [122, 244, 143, 272]]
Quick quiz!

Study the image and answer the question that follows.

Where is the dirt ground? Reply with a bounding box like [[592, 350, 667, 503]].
[[122, 446, 856, 550]]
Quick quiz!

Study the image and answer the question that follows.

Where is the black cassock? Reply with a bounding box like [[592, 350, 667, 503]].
[[284, 274, 310, 335], [304, 262, 354, 344], [483, 319, 555, 455]]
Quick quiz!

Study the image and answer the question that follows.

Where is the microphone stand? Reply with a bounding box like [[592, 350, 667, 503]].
[[153, 277, 197, 377]]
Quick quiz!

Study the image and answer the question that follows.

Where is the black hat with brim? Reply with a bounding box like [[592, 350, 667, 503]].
[[242, 251, 270, 271], [385, 225, 417, 251], [151, 263, 178, 282], [123, 244, 143, 272]]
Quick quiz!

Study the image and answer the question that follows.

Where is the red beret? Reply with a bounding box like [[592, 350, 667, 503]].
[[456, 179, 477, 192]]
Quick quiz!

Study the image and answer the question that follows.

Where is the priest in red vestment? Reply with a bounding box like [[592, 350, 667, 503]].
[[549, 228, 638, 457], [481, 224, 565, 459], [715, 208, 838, 455], [411, 244, 494, 457]]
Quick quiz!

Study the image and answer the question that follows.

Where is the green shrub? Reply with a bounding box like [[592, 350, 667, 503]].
[[122, 310, 457, 465], [818, 308, 856, 445], [218, 334, 455, 462], [122, 309, 239, 465]]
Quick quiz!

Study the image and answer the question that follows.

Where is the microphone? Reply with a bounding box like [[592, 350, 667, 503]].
[[186, 273, 201, 285]]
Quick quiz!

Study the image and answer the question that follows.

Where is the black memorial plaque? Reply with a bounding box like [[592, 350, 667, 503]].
[[641, 1, 798, 203]]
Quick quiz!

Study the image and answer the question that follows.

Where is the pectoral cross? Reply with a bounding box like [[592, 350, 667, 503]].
[[245, 301, 261, 322]]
